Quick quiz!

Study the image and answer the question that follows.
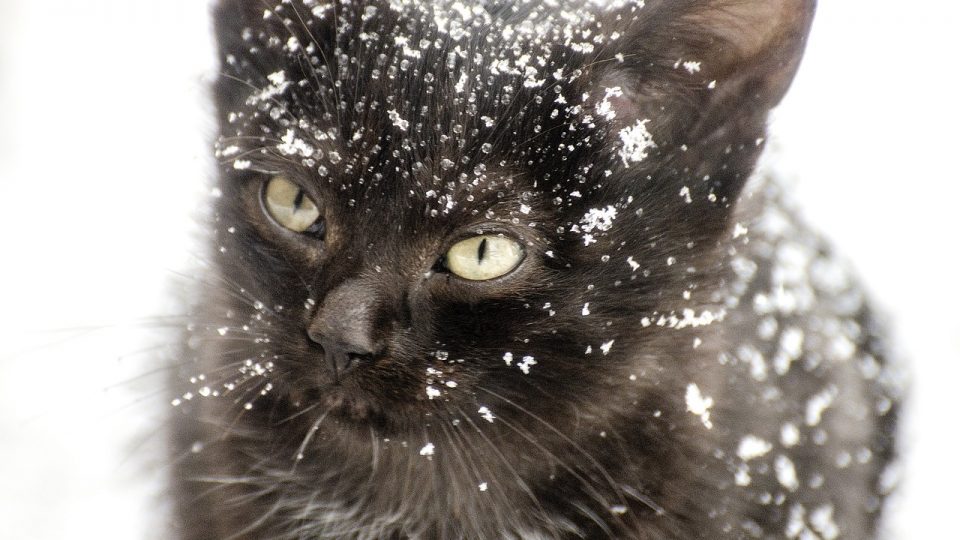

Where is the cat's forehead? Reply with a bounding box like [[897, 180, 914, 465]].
[[218, 0, 647, 212]]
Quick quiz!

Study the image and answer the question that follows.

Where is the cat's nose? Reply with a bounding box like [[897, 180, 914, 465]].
[[307, 280, 381, 381]]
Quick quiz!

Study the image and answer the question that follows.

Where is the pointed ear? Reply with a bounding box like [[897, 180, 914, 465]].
[[598, 0, 816, 206], [684, 0, 816, 111]]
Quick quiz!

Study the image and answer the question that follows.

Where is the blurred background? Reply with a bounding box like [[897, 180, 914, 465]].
[[0, 1, 957, 537]]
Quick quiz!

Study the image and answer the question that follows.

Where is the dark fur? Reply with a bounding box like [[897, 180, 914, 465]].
[[170, 1, 900, 538]]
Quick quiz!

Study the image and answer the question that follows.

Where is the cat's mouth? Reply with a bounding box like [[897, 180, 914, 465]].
[[321, 388, 384, 424], [283, 352, 425, 431], [290, 379, 405, 431]]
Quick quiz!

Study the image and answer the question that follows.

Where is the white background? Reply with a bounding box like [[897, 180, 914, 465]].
[[0, 1, 957, 538]]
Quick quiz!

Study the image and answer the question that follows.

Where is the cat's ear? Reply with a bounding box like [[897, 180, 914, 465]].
[[596, 0, 816, 205], [671, 0, 816, 111]]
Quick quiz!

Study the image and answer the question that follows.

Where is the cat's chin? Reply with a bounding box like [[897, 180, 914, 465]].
[[300, 383, 414, 434]]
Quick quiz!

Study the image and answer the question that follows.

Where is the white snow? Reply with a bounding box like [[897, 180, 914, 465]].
[[579, 206, 618, 233], [685, 383, 714, 429], [478, 406, 496, 423], [388, 109, 410, 131], [737, 435, 773, 461], [617, 119, 655, 166], [517, 355, 537, 374], [774, 455, 800, 491], [805, 387, 837, 426], [780, 423, 801, 447]]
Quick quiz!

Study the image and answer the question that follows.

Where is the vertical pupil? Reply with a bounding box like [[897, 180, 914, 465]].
[[477, 238, 488, 263], [293, 189, 305, 211]]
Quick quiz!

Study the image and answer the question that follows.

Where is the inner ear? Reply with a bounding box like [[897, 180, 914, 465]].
[[683, 0, 817, 107]]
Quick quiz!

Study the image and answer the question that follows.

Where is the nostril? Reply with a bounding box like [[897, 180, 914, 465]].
[[313, 337, 381, 382]]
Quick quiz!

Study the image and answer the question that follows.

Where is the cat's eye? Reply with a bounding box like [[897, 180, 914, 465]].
[[444, 235, 524, 281], [262, 176, 324, 235]]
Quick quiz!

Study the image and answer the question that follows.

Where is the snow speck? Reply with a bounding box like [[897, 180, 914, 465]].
[[732, 222, 750, 239], [220, 144, 240, 157], [425, 386, 441, 399], [388, 109, 409, 131], [774, 455, 800, 491], [479, 482, 488, 492], [600, 340, 615, 355], [780, 422, 801, 447], [664, 308, 726, 330], [580, 206, 618, 234], [582, 303, 591, 316], [419, 443, 435, 457], [595, 86, 623, 121], [737, 435, 773, 461], [518, 355, 537, 374], [786, 504, 807, 539], [502, 352, 513, 366], [805, 387, 837, 426], [626, 256, 640, 271], [277, 129, 315, 157], [682, 60, 702, 74], [809, 504, 840, 540], [618, 119, 656, 166], [685, 383, 714, 429], [455, 73, 468, 93], [478, 406, 496, 423], [734, 464, 752, 486], [246, 69, 290, 105]]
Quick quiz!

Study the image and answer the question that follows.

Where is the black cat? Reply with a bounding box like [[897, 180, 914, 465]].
[[169, 1, 901, 537]]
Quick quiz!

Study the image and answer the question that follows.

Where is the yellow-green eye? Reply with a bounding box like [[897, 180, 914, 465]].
[[445, 235, 524, 281], [263, 176, 323, 234]]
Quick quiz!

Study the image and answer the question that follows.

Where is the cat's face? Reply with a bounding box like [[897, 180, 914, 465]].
[[201, 0, 812, 445]]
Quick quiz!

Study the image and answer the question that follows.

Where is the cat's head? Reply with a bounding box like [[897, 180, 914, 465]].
[[200, 0, 813, 442]]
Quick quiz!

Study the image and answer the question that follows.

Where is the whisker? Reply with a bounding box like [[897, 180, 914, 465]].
[[290, 408, 332, 472], [474, 385, 631, 511], [451, 405, 558, 535]]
